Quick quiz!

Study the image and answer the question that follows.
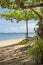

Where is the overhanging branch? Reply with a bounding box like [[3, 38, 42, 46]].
[[20, 3, 43, 20], [20, 3, 43, 8], [30, 8, 42, 19]]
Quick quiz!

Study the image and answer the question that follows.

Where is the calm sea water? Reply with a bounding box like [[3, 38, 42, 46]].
[[0, 33, 36, 41]]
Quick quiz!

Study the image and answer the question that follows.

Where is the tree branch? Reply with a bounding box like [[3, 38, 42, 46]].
[[20, 3, 43, 8], [30, 8, 42, 19], [20, 3, 43, 20]]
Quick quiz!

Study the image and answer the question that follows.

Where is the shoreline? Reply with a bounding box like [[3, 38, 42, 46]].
[[0, 38, 25, 47]]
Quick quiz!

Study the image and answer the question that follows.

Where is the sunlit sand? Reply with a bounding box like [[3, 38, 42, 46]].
[[0, 38, 24, 47]]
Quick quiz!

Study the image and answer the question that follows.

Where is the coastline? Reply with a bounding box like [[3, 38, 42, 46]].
[[0, 38, 24, 47]]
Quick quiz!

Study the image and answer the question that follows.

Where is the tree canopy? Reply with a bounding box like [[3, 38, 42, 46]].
[[0, 9, 42, 22], [0, 0, 43, 20], [0, 0, 43, 9]]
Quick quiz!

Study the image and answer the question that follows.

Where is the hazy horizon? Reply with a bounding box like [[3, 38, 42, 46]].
[[0, 32, 35, 33]]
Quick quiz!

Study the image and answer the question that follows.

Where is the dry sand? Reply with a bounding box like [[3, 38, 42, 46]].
[[0, 38, 24, 47]]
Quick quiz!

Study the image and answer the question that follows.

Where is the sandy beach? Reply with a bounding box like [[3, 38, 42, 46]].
[[0, 38, 24, 47]]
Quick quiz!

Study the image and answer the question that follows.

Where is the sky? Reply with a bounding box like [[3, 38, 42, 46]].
[[0, 7, 38, 33]]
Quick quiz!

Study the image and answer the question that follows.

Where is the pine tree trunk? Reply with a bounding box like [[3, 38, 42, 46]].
[[26, 20, 28, 41]]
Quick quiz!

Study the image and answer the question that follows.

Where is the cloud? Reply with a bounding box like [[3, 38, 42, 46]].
[[10, 23, 38, 33], [11, 26, 26, 33], [28, 23, 38, 32], [0, 19, 38, 33]]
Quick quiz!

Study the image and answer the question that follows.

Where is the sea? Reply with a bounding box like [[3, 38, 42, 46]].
[[0, 33, 36, 41]]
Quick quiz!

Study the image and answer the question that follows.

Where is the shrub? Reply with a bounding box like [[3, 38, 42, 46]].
[[27, 36, 43, 64]]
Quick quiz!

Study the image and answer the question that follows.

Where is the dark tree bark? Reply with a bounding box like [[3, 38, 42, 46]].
[[41, 52, 43, 64], [37, 7, 43, 39]]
